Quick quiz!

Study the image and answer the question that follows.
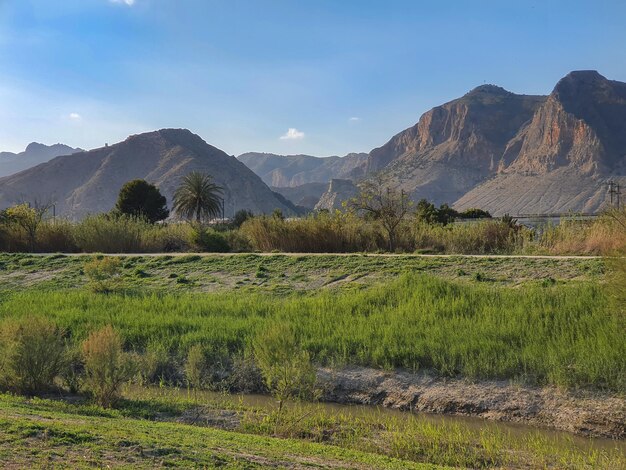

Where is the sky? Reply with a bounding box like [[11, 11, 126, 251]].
[[1, 0, 626, 157]]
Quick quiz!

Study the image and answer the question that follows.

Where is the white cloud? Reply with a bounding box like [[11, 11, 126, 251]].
[[348, 117, 361, 122], [279, 128, 305, 140], [109, 0, 135, 5], [69, 112, 82, 121]]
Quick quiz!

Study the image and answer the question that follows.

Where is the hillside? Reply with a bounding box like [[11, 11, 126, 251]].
[[0, 129, 296, 219], [0, 142, 81, 177], [456, 71, 626, 214], [360, 70, 625, 215], [271, 182, 328, 209], [238, 152, 367, 187], [365, 85, 546, 205]]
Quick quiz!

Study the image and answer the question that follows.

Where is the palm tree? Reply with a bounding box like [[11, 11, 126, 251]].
[[172, 172, 223, 223]]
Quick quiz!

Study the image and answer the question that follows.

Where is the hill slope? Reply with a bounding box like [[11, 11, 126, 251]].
[[238, 152, 367, 187], [456, 71, 626, 214], [0, 129, 295, 218], [0, 142, 81, 177], [365, 85, 546, 205]]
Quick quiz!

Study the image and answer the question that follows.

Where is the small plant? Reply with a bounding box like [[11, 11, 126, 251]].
[[253, 322, 317, 414], [81, 325, 136, 407], [0, 316, 66, 394], [184, 344, 207, 392], [84, 257, 122, 293]]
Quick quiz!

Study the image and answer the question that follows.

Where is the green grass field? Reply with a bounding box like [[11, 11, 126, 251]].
[[1, 390, 623, 469], [0, 255, 621, 391], [0, 252, 604, 293], [0, 253, 624, 468]]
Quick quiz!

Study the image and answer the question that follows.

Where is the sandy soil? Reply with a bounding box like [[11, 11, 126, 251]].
[[318, 366, 626, 439]]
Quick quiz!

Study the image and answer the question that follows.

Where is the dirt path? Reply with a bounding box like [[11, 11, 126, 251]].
[[25, 251, 602, 259], [318, 367, 626, 439]]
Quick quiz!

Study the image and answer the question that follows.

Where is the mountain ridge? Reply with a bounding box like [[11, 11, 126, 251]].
[[0, 129, 296, 219]]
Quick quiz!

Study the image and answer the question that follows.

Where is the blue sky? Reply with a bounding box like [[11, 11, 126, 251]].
[[1, 0, 625, 156]]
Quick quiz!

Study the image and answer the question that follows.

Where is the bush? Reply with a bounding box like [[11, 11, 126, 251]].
[[191, 227, 230, 252], [184, 344, 207, 390], [36, 220, 79, 252], [74, 214, 146, 253], [84, 257, 122, 293], [81, 325, 136, 407], [0, 316, 66, 394], [253, 322, 317, 412]]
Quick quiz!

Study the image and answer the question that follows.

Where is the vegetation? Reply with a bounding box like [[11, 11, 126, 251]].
[[0, 272, 621, 392], [348, 177, 413, 251], [81, 326, 137, 407], [114, 179, 169, 223], [253, 322, 317, 413], [172, 171, 223, 223], [0, 388, 624, 469], [0, 316, 65, 394], [0, 197, 624, 255]]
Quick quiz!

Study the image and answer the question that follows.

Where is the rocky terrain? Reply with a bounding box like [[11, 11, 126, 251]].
[[238, 152, 367, 187], [271, 182, 328, 209], [0, 129, 296, 219], [314, 179, 359, 211], [456, 71, 626, 214], [319, 366, 626, 439], [0, 142, 81, 177]]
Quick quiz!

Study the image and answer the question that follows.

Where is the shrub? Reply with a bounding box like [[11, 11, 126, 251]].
[[0, 316, 66, 394], [191, 227, 230, 252], [184, 344, 207, 390], [74, 214, 146, 253], [84, 257, 122, 293], [36, 220, 79, 252], [253, 322, 317, 412], [81, 325, 136, 407]]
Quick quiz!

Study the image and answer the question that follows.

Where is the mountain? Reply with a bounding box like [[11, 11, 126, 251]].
[[365, 85, 546, 205], [456, 71, 626, 214], [0, 142, 82, 177], [0, 129, 296, 219], [314, 179, 359, 211], [238, 152, 368, 187], [271, 182, 328, 209]]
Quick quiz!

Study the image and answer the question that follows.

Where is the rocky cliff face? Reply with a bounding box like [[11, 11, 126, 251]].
[[0, 129, 296, 219], [314, 179, 359, 211], [364, 70, 625, 215], [457, 71, 626, 214], [0, 142, 82, 177], [238, 152, 367, 187], [366, 85, 545, 204]]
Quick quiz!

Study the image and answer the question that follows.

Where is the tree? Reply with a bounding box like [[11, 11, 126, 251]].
[[172, 172, 223, 224], [115, 179, 169, 223], [5, 202, 51, 252], [349, 177, 412, 252], [231, 209, 254, 228]]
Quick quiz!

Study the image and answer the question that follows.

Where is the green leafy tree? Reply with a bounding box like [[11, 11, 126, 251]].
[[115, 179, 169, 223], [231, 209, 254, 228], [5, 202, 51, 251], [173, 172, 223, 224]]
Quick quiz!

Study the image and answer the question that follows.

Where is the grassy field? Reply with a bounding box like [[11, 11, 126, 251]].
[[0, 255, 622, 392], [1, 390, 623, 469], [0, 393, 432, 469], [0, 252, 605, 293], [0, 252, 623, 468]]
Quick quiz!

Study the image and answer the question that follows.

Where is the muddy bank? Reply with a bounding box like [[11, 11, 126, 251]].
[[318, 367, 626, 439]]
